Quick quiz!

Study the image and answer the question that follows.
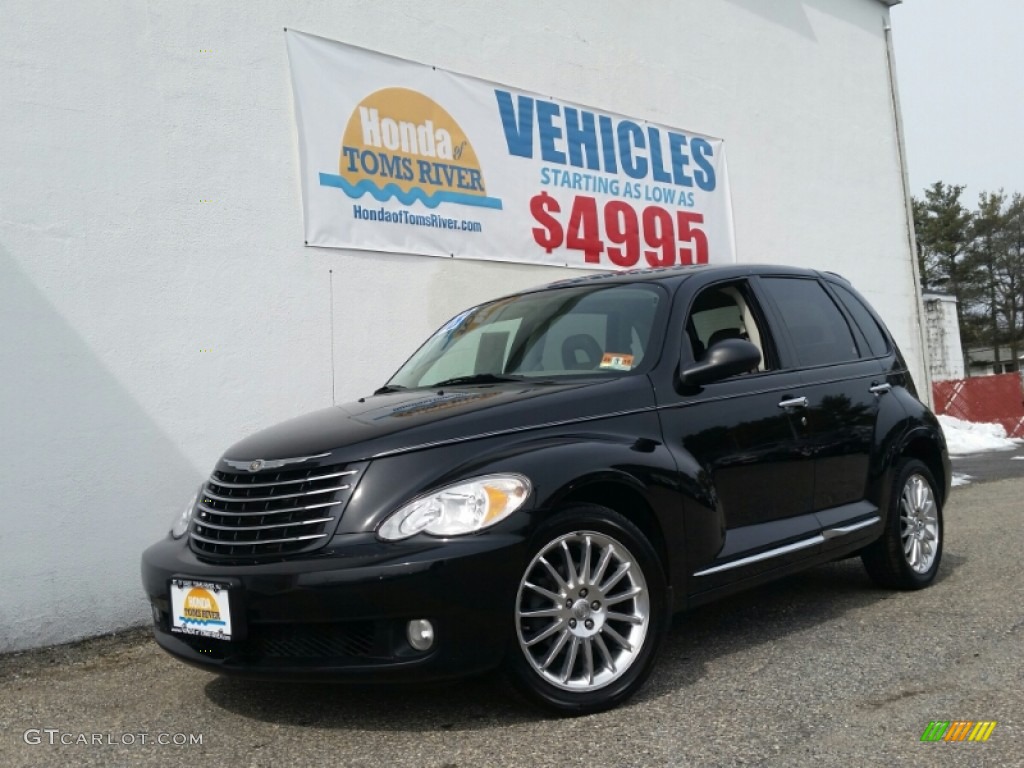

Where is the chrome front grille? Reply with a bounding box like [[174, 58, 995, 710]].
[[189, 458, 363, 559]]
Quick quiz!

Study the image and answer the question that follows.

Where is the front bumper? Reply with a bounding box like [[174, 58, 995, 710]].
[[140, 531, 527, 682]]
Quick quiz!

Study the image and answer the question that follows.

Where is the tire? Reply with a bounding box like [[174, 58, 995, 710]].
[[861, 458, 943, 589], [506, 504, 668, 715]]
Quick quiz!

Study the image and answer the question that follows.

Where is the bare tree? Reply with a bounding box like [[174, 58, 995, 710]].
[[1002, 193, 1024, 368], [969, 191, 1008, 367]]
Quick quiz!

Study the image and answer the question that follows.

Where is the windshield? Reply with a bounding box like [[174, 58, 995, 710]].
[[387, 284, 666, 390]]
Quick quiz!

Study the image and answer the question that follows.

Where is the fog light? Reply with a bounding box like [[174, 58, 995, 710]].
[[406, 619, 434, 651]]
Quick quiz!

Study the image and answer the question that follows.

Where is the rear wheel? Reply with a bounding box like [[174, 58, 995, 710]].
[[507, 505, 668, 715], [861, 458, 943, 589]]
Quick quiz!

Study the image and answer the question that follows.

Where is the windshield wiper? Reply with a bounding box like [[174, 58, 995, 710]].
[[373, 384, 406, 395], [428, 373, 526, 387]]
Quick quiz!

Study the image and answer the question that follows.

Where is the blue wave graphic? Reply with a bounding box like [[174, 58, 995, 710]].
[[319, 174, 503, 210], [179, 616, 226, 627]]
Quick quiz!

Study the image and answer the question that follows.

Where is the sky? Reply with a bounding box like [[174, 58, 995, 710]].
[[892, 0, 1024, 205]]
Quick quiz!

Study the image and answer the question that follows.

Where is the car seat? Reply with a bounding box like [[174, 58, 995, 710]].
[[561, 334, 603, 370]]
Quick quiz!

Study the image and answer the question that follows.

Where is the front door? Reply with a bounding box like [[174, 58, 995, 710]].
[[658, 278, 820, 588]]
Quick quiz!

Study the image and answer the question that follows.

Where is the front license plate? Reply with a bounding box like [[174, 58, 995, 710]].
[[170, 579, 233, 640]]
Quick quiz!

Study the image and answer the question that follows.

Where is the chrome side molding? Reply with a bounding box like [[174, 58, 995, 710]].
[[694, 516, 881, 577], [693, 535, 824, 577], [821, 516, 880, 540]]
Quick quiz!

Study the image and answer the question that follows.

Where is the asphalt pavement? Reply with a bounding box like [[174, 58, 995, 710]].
[[951, 445, 1024, 485], [1, 474, 1022, 768]]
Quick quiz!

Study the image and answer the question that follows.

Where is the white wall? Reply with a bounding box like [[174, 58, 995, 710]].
[[0, 0, 914, 651]]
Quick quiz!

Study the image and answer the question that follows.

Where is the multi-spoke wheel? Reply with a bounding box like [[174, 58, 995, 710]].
[[507, 506, 667, 714], [862, 459, 943, 589], [899, 473, 940, 574]]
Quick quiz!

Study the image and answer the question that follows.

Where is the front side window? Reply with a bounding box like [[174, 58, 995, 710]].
[[388, 284, 665, 389], [685, 282, 771, 371], [761, 278, 858, 368]]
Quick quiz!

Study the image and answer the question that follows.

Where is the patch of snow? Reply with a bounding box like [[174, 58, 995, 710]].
[[951, 473, 973, 487], [938, 415, 1024, 456], [1012, 456, 1024, 461]]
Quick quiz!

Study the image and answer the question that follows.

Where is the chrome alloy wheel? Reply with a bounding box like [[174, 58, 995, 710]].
[[515, 531, 650, 692], [900, 473, 939, 574]]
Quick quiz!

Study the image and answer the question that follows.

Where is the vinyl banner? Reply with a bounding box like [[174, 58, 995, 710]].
[[286, 30, 735, 269]]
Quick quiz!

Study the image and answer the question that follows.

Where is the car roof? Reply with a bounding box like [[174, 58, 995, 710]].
[[508, 263, 845, 298]]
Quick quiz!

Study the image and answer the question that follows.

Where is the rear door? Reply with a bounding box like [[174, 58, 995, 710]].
[[756, 276, 886, 543]]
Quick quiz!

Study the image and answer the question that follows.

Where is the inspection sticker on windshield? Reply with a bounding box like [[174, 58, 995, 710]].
[[599, 353, 634, 371], [170, 579, 232, 640]]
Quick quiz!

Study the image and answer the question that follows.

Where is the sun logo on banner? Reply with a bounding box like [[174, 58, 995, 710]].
[[178, 587, 226, 627], [319, 87, 502, 210]]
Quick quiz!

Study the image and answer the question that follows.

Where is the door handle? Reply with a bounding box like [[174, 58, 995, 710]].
[[869, 383, 892, 395], [778, 396, 808, 409]]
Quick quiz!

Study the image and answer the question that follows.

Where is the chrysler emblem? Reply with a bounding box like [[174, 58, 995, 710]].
[[221, 453, 329, 472]]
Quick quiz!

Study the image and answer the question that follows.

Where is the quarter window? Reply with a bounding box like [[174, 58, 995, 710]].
[[831, 284, 890, 358], [761, 278, 858, 368]]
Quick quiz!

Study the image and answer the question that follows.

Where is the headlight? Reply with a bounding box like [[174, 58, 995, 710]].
[[171, 487, 201, 539], [377, 474, 531, 541]]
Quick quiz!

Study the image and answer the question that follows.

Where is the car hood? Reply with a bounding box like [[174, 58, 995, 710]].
[[221, 377, 654, 464]]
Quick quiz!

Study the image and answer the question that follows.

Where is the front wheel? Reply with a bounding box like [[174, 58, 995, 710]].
[[861, 458, 943, 589], [507, 505, 668, 715]]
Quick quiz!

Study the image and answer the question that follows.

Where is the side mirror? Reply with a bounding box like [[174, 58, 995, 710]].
[[679, 339, 762, 387]]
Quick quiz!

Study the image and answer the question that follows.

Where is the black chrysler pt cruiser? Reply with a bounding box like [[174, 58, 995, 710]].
[[142, 264, 950, 714]]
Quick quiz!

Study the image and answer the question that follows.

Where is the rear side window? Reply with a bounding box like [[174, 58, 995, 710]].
[[830, 284, 890, 358], [761, 278, 858, 367]]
